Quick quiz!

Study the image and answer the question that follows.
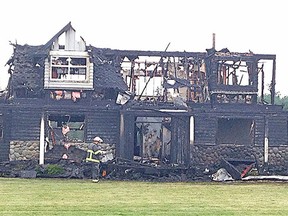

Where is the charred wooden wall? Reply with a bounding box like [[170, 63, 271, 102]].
[[192, 104, 287, 147], [267, 114, 288, 146], [194, 113, 265, 146], [10, 108, 42, 141], [43, 102, 121, 144], [0, 109, 11, 161], [190, 104, 288, 170], [170, 116, 190, 164], [0, 99, 122, 161], [194, 113, 218, 145], [86, 109, 120, 144], [44, 107, 121, 144], [119, 113, 135, 160]]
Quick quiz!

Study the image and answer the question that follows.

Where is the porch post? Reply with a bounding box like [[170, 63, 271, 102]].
[[264, 117, 269, 164], [39, 113, 45, 165]]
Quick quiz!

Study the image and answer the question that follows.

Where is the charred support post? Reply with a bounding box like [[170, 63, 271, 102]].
[[271, 59, 276, 104], [212, 33, 216, 49], [119, 112, 125, 158], [39, 114, 45, 165], [264, 117, 269, 164], [119, 112, 134, 160], [127, 56, 137, 92], [260, 64, 264, 103], [190, 116, 194, 144]]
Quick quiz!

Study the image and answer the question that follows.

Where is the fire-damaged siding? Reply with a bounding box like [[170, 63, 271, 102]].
[[194, 114, 218, 145], [0, 110, 11, 161], [254, 116, 265, 147], [193, 109, 266, 146], [10, 109, 42, 141], [170, 116, 190, 164], [268, 114, 288, 146], [86, 109, 120, 145]]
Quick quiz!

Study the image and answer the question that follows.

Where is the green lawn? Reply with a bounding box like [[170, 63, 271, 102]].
[[1, 178, 288, 215]]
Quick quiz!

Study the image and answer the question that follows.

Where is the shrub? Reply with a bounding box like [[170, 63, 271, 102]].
[[44, 164, 65, 175]]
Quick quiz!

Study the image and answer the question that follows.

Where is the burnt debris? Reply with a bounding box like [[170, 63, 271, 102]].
[[0, 22, 287, 182]]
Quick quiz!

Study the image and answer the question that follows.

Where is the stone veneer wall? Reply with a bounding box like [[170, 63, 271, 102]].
[[191, 144, 288, 170], [9, 140, 288, 173], [10, 141, 40, 161], [9, 141, 104, 161]]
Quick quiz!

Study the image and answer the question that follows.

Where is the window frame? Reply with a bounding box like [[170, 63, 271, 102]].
[[50, 51, 90, 81], [44, 50, 94, 90], [48, 114, 86, 143]]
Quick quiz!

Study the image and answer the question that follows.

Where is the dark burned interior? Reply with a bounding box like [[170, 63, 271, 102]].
[[0, 22, 287, 181], [216, 118, 255, 145], [48, 114, 85, 144]]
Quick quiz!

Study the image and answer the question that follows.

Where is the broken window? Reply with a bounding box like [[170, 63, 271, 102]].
[[216, 61, 252, 86], [48, 114, 85, 145], [134, 117, 171, 163], [50, 56, 88, 81], [216, 118, 255, 145]]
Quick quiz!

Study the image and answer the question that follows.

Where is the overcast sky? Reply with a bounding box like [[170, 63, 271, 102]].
[[0, 0, 287, 95]]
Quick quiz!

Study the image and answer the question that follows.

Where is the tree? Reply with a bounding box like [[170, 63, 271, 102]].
[[261, 92, 288, 111]]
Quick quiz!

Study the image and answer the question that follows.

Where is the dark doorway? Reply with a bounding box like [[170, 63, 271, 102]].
[[134, 117, 171, 163]]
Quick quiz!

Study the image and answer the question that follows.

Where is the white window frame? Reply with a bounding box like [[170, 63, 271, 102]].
[[44, 51, 94, 90], [50, 56, 88, 81]]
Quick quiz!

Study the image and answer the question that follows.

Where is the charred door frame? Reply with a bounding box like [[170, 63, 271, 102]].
[[120, 109, 190, 165]]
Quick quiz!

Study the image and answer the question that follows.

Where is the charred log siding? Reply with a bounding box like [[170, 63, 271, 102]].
[[170, 116, 190, 164], [117, 113, 136, 160], [86, 109, 120, 145], [0, 110, 11, 161], [254, 117, 265, 147], [10, 109, 42, 141], [194, 115, 218, 145], [267, 114, 288, 146], [193, 112, 265, 146], [119, 114, 135, 160]]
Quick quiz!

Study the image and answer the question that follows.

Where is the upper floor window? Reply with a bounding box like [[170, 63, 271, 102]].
[[44, 51, 94, 90], [51, 55, 88, 81]]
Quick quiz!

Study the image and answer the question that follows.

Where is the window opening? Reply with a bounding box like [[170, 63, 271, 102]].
[[216, 118, 255, 145], [48, 114, 85, 145], [217, 61, 251, 86], [51, 56, 88, 80]]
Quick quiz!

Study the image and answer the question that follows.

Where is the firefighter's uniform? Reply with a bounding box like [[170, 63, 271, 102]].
[[85, 139, 103, 182]]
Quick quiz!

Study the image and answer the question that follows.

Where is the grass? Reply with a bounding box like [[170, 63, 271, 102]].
[[1, 178, 288, 215]]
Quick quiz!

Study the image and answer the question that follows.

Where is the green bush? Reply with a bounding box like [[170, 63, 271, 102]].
[[44, 164, 65, 175]]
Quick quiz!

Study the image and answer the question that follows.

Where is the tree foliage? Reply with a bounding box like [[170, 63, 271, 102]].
[[262, 93, 288, 111]]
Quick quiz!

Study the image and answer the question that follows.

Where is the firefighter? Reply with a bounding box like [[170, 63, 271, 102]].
[[85, 136, 104, 182]]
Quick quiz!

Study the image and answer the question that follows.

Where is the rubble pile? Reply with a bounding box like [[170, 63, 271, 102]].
[[0, 155, 212, 182], [2, 144, 288, 182]]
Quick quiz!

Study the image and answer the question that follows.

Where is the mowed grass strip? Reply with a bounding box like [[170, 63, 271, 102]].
[[1, 178, 288, 215]]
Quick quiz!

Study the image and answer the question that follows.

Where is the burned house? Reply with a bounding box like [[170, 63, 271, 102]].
[[0, 22, 288, 176]]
